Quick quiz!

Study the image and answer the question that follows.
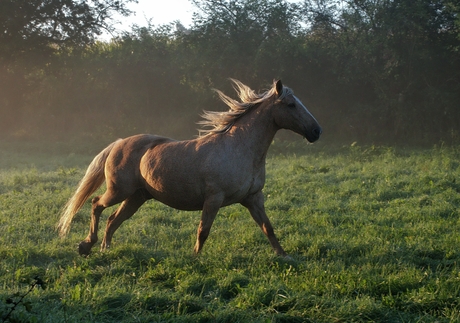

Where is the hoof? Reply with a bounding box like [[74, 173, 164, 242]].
[[78, 241, 92, 256], [100, 244, 110, 253]]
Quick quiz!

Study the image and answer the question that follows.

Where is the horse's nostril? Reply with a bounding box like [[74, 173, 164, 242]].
[[313, 127, 322, 137]]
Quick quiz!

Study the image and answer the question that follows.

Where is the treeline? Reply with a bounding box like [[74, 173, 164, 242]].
[[1, 0, 459, 145]]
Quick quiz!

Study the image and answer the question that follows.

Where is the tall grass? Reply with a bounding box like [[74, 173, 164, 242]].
[[1, 141, 459, 322]]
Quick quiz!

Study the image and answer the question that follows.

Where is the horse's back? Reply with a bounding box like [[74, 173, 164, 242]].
[[104, 134, 175, 193], [108, 134, 173, 164]]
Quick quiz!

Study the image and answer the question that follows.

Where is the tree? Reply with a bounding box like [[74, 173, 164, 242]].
[[301, 0, 460, 143], [0, 0, 137, 61], [0, 0, 137, 137], [184, 0, 305, 88]]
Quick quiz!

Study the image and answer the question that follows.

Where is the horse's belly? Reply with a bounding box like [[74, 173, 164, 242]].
[[148, 184, 254, 211], [144, 174, 260, 211], [154, 193, 204, 211], [156, 197, 204, 211], [144, 180, 205, 211]]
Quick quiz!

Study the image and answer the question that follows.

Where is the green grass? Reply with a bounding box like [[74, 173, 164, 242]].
[[1, 141, 460, 322]]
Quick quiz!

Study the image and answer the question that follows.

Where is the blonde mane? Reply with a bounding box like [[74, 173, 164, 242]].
[[198, 79, 293, 136]]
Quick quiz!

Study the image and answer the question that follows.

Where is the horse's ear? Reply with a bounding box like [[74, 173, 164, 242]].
[[275, 80, 283, 96]]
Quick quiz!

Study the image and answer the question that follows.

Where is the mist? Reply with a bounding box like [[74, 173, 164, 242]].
[[1, 0, 459, 147]]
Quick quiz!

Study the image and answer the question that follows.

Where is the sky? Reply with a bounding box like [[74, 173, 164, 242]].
[[108, 0, 196, 37], [107, 0, 300, 39]]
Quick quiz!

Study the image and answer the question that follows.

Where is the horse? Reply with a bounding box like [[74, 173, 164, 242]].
[[57, 79, 322, 257]]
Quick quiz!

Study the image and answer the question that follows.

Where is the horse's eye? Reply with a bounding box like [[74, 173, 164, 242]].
[[287, 102, 296, 108]]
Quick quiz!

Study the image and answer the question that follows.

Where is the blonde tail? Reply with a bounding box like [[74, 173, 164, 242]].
[[57, 139, 121, 237]]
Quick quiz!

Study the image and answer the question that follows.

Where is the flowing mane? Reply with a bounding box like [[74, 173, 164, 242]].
[[198, 79, 293, 136]]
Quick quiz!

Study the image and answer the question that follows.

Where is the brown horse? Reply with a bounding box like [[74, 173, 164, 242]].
[[57, 79, 322, 257]]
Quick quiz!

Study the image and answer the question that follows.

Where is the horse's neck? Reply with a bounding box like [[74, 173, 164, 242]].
[[228, 104, 278, 161]]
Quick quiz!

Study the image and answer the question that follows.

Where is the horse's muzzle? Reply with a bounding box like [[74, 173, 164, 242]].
[[306, 126, 322, 143]]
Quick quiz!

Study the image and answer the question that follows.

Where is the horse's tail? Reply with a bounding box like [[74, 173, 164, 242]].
[[57, 139, 121, 237]]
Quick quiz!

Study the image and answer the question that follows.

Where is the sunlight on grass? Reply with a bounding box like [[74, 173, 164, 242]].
[[1, 142, 459, 322]]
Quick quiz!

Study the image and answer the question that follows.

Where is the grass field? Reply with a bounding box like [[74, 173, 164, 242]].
[[1, 140, 459, 322]]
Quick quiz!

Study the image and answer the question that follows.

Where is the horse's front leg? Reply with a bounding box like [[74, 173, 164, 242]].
[[194, 193, 224, 254], [241, 191, 287, 257]]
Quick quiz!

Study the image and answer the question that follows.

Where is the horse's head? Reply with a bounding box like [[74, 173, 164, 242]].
[[272, 80, 322, 143]]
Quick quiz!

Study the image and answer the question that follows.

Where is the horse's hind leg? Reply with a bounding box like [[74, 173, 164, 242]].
[[78, 196, 103, 256], [78, 191, 128, 256], [100, 189, 151, 252]]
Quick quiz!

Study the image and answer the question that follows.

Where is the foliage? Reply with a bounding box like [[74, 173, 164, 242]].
[[301, 0, 460, 143], [2, 276, 45, 323], [1, 141, 460, 322], [0, 0, 136, 59], [0, 0, 136, 138], [0, 0, 459, 145]]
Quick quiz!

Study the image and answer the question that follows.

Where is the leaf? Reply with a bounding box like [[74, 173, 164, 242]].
[[24, 300, 33, 312]]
